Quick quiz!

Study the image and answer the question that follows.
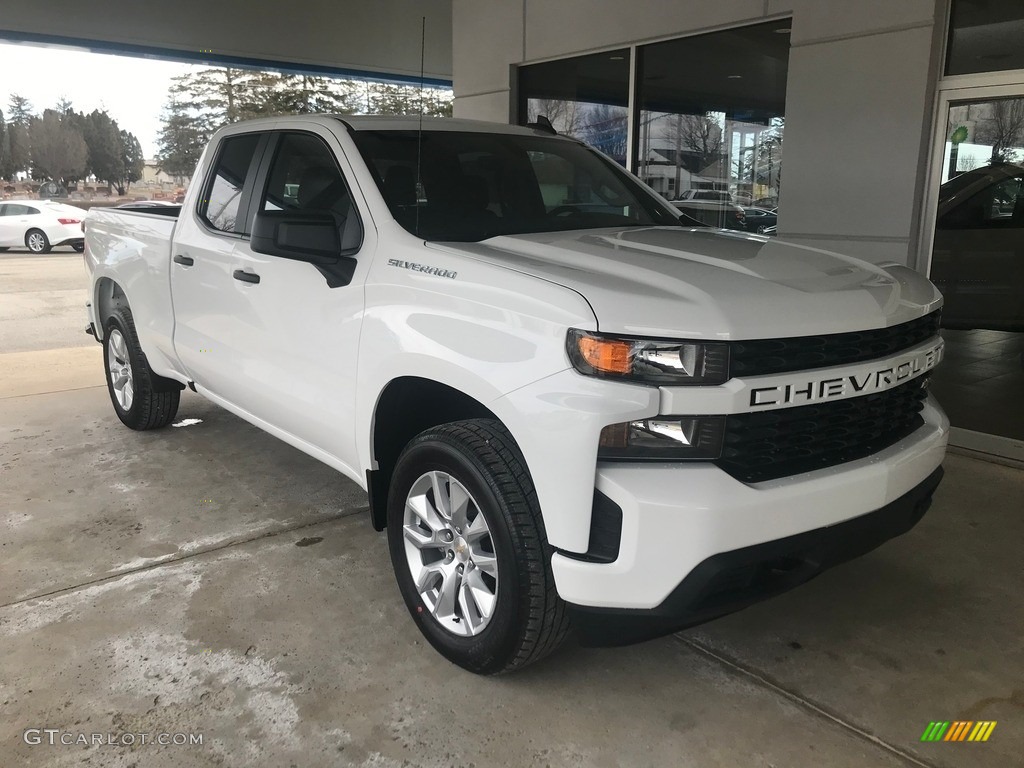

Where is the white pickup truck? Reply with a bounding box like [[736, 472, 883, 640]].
[[84, 115, 948, 674]]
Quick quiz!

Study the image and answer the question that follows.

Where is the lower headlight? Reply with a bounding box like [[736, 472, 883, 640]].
[[598, 416, 725, 460]]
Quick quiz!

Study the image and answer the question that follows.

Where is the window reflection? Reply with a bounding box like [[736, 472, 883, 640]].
[[636, 21, 789, 231], [519, 49, 631, 167], [932, 97, 1024, 332]]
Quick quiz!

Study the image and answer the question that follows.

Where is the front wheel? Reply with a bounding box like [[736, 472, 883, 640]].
[[25, 229, 51, 254], [72, 243, 85, 253], [104, 306, 180, 430], [387, 419, 569, 674]]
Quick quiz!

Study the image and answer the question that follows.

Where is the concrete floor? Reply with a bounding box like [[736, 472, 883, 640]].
[[1, 255, 1022, 767]]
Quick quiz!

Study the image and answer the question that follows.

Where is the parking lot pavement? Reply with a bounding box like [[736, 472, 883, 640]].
[[0, 252, 91, 353], [2, 255, 1023, 766]]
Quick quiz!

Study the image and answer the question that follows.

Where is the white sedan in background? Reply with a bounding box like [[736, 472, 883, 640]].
[[0, 200, 86, 254]]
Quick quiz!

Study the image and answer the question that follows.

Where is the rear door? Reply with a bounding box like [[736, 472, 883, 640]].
[[170, 131, 268, 403]]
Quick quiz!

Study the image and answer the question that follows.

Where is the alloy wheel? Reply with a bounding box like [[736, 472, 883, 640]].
[[106, 329, 134, 411], [27, 232, 46, 252], [403, 470, 499, 637]]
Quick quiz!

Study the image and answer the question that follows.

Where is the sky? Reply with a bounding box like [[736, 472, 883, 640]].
[[0, 41, 197, 158]]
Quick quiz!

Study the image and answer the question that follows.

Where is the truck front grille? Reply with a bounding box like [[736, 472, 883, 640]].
[[729, 311, 941, 378], [716, 377, 930, 483]]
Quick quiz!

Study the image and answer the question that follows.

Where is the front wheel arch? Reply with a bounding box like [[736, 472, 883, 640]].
[[367, 377, 500, 531]]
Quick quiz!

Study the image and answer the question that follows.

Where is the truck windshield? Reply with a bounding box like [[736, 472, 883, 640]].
[[350, 130, 688, 242]]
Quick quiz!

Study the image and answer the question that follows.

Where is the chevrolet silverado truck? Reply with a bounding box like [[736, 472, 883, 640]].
[[84, 115, 948, 674]]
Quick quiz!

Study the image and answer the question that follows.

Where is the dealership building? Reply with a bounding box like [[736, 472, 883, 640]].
[[3, 0, 1022, 459]]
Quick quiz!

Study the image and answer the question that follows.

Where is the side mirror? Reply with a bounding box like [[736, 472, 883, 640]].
[[251, 210, 341, 264], [250, 210, 357, 288]]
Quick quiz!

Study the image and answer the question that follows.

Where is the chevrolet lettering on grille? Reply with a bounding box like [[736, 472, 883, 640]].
[[748, 339, 944, 408]]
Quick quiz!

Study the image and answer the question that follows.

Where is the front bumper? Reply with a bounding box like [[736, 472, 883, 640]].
[[550, 396, 947, 642], [566, 465, 943, 646]]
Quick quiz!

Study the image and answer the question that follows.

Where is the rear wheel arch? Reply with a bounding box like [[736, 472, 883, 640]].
[[94, 277, 131, 341], [367, 377, 505, 531]]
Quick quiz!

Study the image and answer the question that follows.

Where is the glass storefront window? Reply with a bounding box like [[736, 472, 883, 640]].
[[947, 0, 1024, 77], [636, 21, 789, 230], [927, 95, 1024, 442], [518, 50, 630, 166]]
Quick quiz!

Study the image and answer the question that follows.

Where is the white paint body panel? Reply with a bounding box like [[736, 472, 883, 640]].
[[85, 115, 949, 610]]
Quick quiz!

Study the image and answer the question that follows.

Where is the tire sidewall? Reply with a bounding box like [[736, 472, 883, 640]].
[[103, 313, 143, 425], [387, 437, 525, 673]]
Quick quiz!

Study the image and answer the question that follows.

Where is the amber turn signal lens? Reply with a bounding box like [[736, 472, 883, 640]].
[[576, 335, 634, 374]]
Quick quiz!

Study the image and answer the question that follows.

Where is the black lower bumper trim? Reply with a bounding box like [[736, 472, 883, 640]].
[[567, 466, 944, 647]]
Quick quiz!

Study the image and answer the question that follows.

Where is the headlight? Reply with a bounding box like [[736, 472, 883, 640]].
[[599, 416, 725, 460], [567, 329, 729, 385]]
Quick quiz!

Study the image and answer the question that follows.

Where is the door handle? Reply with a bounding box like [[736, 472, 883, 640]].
[[233, 269, 260, 284], [173, 254, 194, 266]]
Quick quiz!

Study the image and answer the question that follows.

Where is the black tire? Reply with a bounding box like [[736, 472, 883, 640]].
[[103, 306, 181, 430], [387, 419, 570, 674], [25, 229, 51, 254], [72, 243, 85, 253], [0, 247, 9, 252]]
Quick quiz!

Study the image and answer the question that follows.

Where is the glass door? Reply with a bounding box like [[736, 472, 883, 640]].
[[925, 92, 1024, 446]]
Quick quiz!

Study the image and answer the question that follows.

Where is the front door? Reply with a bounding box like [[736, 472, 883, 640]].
[[218, 128, 371, 471]]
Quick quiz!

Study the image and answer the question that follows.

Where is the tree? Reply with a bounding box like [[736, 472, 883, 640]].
[[29, 109, 87, 184], [528, 98, 584, 138], [667, 113, 724, 173], [118, 130, 145, 194], [976, 98, 1024, 164], [0, 107, 9, 180], [7, 94, 33, 177], [8, 94, 32, 126], [583, 104, 627, 164], [754, 120, 784, 195], [156, 97, 210, 182], [246, 73, 361, 116], [169, 67, 256, 124], [82, 110, 125, 190]]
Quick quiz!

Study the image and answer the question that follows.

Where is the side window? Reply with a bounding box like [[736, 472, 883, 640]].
[[200, 133, 262, 235], [259, 132, 362, 252]]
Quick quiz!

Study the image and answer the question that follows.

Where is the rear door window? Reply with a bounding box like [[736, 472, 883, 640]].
[[199, 133, 263, 235]]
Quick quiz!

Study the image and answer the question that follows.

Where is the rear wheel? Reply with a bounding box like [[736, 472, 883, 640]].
[[104, 307, 180, 430], [25, 229, 51, 254], [0, 247, 9, 252], [387, 419, 570, 674], [72, 243, 85, 253]]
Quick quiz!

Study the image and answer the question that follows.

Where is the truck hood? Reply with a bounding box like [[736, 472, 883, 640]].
[[429, 227, 942, 339]]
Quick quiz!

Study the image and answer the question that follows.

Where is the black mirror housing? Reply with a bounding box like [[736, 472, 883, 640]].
[[250, 210, 358, 288]]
